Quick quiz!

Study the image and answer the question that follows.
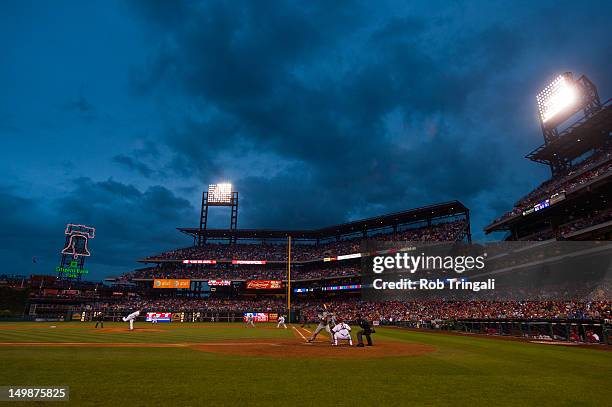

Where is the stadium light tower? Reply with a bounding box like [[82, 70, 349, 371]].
[[207, 183, 233, 204], [537, 74, 579, 124], [535, 72, 602, 174], [198, 183, 239, 245]]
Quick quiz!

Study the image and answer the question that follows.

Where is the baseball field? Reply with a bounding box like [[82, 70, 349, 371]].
[[0, 322, 610, 406]]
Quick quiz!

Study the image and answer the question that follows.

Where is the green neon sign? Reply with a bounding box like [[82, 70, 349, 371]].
[[56, 260, 89, 278]]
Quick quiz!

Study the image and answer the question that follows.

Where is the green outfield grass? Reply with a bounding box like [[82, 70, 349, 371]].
[[0, 322, 610, 406]]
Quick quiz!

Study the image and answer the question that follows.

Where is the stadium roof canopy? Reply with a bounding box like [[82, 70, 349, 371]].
[[526, 99, 612, 165], [178, 200, 469, 241]]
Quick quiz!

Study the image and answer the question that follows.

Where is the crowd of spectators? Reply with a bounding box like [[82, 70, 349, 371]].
[[102, 297, 610, 322], [117, 264, 361, 282], [126, 265, 283, 281], [142, 220, 468, 263], [490, 153, 611, 224], [300, 299, 611, 322], [559, 208, 612, 237], [515, 208, 612, 241], [292, 266, 360, 280], [104, 298, 284, 313]]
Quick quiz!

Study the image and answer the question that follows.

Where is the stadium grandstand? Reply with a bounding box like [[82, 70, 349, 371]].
[[109, 200, 470, 289], [485, 73, 611, 241]]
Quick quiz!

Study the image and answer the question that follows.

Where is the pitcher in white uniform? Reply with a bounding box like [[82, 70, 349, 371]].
[[122, 310, 140, 331]]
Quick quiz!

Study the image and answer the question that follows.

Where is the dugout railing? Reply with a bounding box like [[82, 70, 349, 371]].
[[431, 319, 610, 344]]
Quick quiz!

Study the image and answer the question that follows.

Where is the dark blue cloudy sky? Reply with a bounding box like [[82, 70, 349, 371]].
[[1, 0, 611, 280]]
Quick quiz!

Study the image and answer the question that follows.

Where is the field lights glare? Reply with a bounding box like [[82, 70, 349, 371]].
[[207, 183, 233, 204], [537, 75, 579, 124]]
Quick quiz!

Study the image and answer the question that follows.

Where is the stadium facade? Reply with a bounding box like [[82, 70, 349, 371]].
[[118, 200, 471, 301]]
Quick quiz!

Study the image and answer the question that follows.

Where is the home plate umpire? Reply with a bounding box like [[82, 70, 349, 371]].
[[356, 314, 375, 347]]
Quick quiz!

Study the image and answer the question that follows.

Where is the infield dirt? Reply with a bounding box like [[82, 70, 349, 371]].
[[0, 330, 436, 359]]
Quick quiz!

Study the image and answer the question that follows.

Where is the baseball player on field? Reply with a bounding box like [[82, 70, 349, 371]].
[[329, 312, 337, 327], [245, 313, 255, 327], [122, 310, 140, 331], [331, 318, 353, 346], [277, 315, 287, 329], [307, 308, 334, 344], [94, 312, 104, 328]]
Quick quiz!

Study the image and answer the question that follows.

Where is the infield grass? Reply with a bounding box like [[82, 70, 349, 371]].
[[0, 322, 610, 406]]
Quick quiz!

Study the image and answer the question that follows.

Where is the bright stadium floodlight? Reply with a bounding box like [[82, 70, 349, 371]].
[[536, 73, 579, 125], [207, 183, 233, 204], [199, 182, 238, 244]]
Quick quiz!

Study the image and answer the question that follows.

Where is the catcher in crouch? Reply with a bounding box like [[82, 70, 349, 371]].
[[331, 318, 353, 346], [308, 308, 334, 344]]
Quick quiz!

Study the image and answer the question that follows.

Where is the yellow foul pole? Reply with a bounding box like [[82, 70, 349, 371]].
[[287, 235, 291, 321]]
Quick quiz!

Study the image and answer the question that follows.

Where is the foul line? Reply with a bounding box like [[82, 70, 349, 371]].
[[292, 326, 307, 342], [0, 342, 283, 348], [197, 342, 282, 347], [0, 342, 187, 348], [300, 327, 335, 344]]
